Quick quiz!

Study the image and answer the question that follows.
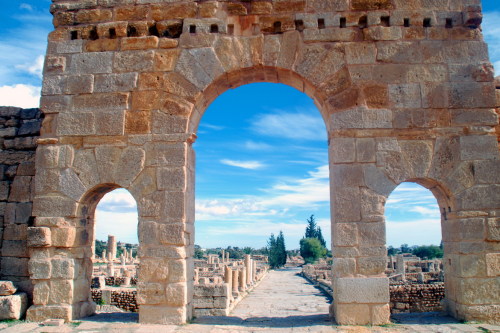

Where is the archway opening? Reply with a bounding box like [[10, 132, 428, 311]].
[[87, 188, 139, 321], [193, 82, 332, 321], [385, 182, 445, 318]]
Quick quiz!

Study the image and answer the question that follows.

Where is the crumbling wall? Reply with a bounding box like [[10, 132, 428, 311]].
[[0, 107, 42, 298], [91, 289, 138, 312], [390, 283, 445, 313]]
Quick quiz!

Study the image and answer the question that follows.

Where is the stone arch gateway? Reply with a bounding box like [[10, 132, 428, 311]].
[[28, 0, 499, 325]]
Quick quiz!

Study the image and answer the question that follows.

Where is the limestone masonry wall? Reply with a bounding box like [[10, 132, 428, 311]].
[[0, 107, 42, 299], [20, 0, 500, 325]]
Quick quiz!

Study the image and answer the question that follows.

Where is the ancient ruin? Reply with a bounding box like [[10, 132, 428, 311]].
[[0, 0, 498, 326]]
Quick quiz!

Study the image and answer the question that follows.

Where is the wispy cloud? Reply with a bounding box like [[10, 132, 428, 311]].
[[196, 164, 329, 220], [250, 110, 327, 141], [15, 55, 44, 79], [20, 3, 34, 11], [483, 11, 500, 76], [220, 159, 265, 170], [97, 189, 138, 213], [0, 84, 41, 108], [0, 4, 51, 88], [244, 140, 273, 151]]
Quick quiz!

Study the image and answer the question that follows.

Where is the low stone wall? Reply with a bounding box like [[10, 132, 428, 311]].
[[0, 107, 43, 298], [389, 283, 445, 313], [91, 289, 138, 312], [193, 284, 231, 316]]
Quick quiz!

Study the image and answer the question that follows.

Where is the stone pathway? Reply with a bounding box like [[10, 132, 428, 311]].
[[0, 268, 499, 332]]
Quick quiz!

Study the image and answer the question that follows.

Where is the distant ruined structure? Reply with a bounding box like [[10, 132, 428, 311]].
[[0, 0, 498, 326]]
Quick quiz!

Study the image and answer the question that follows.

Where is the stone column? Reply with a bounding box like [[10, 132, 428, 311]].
[[224, 266, 232, 297], [232, 268, 239, 293], [226, 252, 230, 262], [102, 250, 107, 261], [239, 268, 246, 291], [221, 250, 225, 263], [396, 254, 405, 278], [252, 260, 257, 282], [107, 235, 117, 260], [244, 255, 252, 285]]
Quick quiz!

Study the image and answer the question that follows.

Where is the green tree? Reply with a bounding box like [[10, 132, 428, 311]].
[[194, 245, 204, 259], [412, 245, 443, 259], [316, 226, 326, 248], [267, 232, 287, 269], [300, 238, 327, 264], [305, 215, 318, 239], [387, 245, 398, 256], [95, 240, 106, 257]]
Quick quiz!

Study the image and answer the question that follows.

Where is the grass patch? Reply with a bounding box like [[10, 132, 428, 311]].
[[0, 319, 22, 327], [70, 321, 82, 327]]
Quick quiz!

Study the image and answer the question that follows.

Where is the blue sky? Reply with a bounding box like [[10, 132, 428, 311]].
[[1, 1, 498, 249]]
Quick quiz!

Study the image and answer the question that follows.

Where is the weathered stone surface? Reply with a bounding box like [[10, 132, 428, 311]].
[[334, 277, 390, 303], [0, 281, 17, 296], [0, 293, 28, 320]]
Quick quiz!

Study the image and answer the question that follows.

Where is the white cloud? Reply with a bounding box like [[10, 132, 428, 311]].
[[250, 111, 327, 141], [409, 206, 441, 218], [20, 3, 33, 11], [483, 11, 500, 76], [200, 123, 224, 131], [95, 210, 139, 244], [0, 84, 40, 108], [220, 159, 265, 170], [97, 189, 137, 213], [16, 55, 44, 79], [244, 140, 273, 151], [196, 164, 329, 220]]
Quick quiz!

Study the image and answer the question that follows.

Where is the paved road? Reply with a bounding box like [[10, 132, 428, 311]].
[[1, 268, 499, 332]]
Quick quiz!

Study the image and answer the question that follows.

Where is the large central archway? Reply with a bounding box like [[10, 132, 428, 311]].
[[28, 0, 499, 326]]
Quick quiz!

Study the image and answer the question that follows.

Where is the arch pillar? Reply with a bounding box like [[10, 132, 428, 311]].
[[137, 134, 196, 324]]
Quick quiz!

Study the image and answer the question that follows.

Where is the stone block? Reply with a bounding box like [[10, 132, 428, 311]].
[[2, 240, 28, 258], [332, 258, 356, 278], [32, 196, 77, 218], [334, 277, 389, 303], [27, 227, 51, 248], [332, 187, 361, 222], [330, 138, 355, 163], [51, 259, 75, 279], [334, 303, 371, 325], [69, 52, 113, 74], [138, 305, 186, 325], [28, 259, 51, 280], [376, 41, 423, 63], [48, 280, 74, 304], [56, 112, 95, 136], [0, 292, 28, 320], [460, 135, 498, 161], [457, 278, 499, 305], [9, 176, 32, 202], [364, 27, 402, 41], [121, 36, 159, 51], [0, 258, 29, 277], [94, 73, 138, 92], [332, 223, 358, 247], [451, 109, 498, 126], [486, 218, 500, 241], [371, 304, 390, 325], [449, 82, 496, 108], [363, 84, 389, 109], [51, 228, 77, 247], [363, 164, 397, 196], [456, 185, 500, 211], [194, 284, 229, 297], [0, 281, 17, 296], [165, 282, 187, 307], [168, 259, 187, 283], [26, 304, 72, 322], [358, 223, 386, 247], [345, 42, 377, 64], [485, 253, 500, 277], [33, 281, 50, 305], [331, 107, 392, 129], [154, 49, 180, 72], [114, 50, 155, 73]]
